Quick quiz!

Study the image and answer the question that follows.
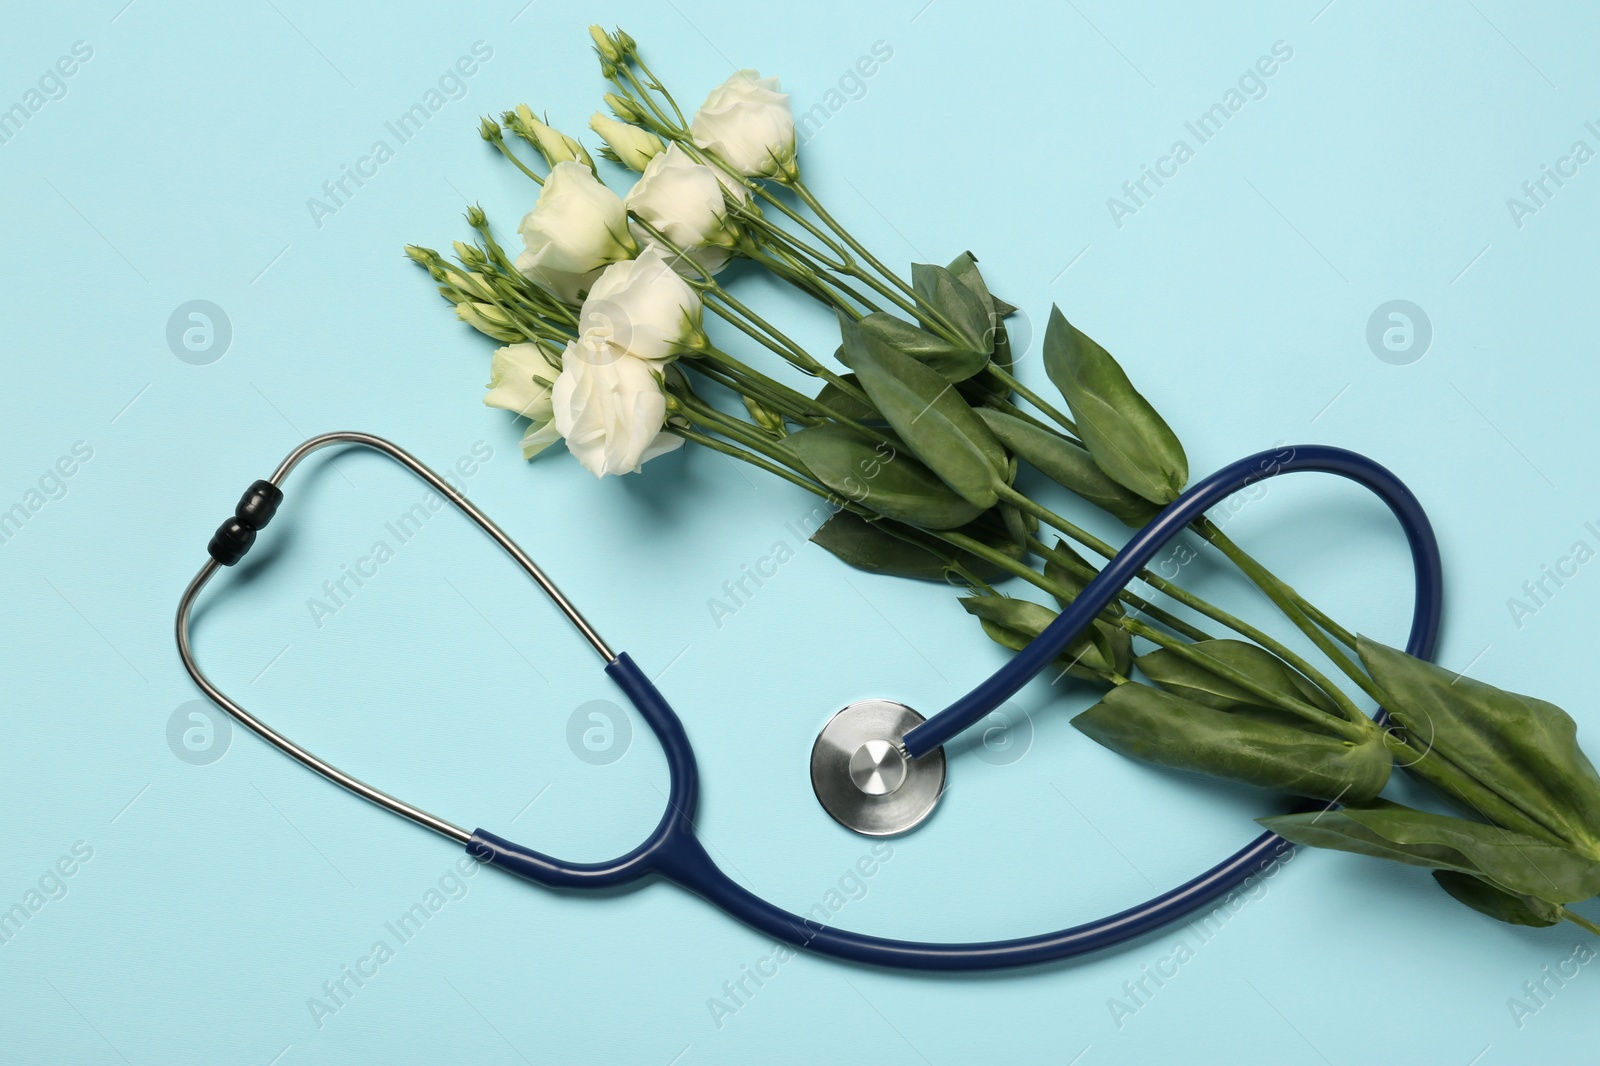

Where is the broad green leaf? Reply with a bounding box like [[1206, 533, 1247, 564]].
[[943, 252, 1023, 378], [842, 317, 1007, 509], [1359, 636, 1600, 855], [1076, 684, 1391, 802], [945, 252, 999, 354], [814, 374, 881, 423], [783, 425, 984, 530], [1432, 871, 1562, 928], [960, 595, 1123, 682], [856, 312, 988, 382], [912, 262, 991, 352], [809, 511, 1020, 582], [1262, 800, 1600, 904], [945, 252, 1019, 402], [1136, 638, 1339, 718], [976, 407, 1162, 527], [1042, 306, 1188, 504]]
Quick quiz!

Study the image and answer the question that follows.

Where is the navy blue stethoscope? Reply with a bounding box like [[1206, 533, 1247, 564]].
[[177, 431, 1441, 971]]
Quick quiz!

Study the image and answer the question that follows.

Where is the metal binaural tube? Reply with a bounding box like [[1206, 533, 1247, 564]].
[[175, 431, 621, 845]]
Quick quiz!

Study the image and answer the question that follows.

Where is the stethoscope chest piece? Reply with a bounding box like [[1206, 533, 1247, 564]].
[[810, 700, 945, 836]]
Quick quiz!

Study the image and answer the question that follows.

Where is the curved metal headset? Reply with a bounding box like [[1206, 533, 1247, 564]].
[[177, 431, 1441, 970]]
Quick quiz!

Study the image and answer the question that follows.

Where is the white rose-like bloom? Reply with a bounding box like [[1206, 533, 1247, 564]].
[[691, 70, 797, 180], [482, 342, 564, 458], [515, 161, 638, 304], [625, 144, 749, 276], [552, 330, 684, 477], [579, 246, 706, 362]]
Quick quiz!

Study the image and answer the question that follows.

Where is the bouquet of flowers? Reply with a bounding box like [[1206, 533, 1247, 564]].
[[407, 26, 1600, 938]]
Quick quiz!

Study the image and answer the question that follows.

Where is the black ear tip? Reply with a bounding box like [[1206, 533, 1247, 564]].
[[236, 480, 284, 530], [207, 518, 256, 566], [207, 480, 284, 564]]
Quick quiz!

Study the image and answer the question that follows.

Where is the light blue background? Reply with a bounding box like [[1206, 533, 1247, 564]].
[[3, 1, 1598, 1062]]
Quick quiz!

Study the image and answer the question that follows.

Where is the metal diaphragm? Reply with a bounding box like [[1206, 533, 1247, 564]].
[[810, 700, 945, 836]]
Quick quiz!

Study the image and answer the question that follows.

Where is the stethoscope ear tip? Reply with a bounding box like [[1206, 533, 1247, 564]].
[[810, 700, 945, 836]]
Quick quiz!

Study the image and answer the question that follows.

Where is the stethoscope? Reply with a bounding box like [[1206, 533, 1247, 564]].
[[177, 431, 1442, 971]]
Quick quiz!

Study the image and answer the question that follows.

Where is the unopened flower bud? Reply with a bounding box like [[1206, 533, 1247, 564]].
[[588, 25, 622, 63], [404, 244, 440, 267], [511, 104, 596, 170], [455, 302, 520, 342], [478, 116, 503, 143], [603, 92, 645, 124], [589, 113, 665, 172]]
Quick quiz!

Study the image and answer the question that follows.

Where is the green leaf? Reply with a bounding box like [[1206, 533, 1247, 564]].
[[783, 425, 984, 530], [960, 595, 1120, 682], [1358, 636, 1600, 854], [1042, 306, 1188, 504], [809, 511, 1020, 582], [912, 262, 992, 353], [1431, 871, 1562, 928], [1261, 800, 1600, 903], [944, 252, 999, 352], [975, 407, 1162, 527], [1075, 684, 1392, 803], [814, 374, 881, 423], [855, 312, 988, 382], [842, 317, 1007, 510], [945, 252, 1019, 403], [1136, 639, 1339, 719]]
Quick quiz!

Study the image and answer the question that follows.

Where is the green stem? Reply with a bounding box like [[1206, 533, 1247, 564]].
[[1026, 536, 1211, 643], [1559, 907, 1600, 938], [489, 137, 544, 185], [629, 55, 690, 128], [696, 348, 889, 445], [985, 365, 1078, 434], [996, 483, 1366, 723], [1193, 520, 1388, 709], [790, 178, 920, 302]]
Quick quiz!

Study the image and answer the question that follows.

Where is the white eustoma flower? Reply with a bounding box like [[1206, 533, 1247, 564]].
[[552, 330, 684, 476], [691, 70, 797, 180], [515, 161, 638, 304], [625, 144, 749, 275], [588, 112, 666, 172], [483, 342, 565, 458], [579, 246, 705, 362]]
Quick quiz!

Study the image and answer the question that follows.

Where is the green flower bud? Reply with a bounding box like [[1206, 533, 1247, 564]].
[[506, 104, 596, 171], [588, 113, 665, 172], [603, 92, 646, 124], [589, 25, 622, 61]]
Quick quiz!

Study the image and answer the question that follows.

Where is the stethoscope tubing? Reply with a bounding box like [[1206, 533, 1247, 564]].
[[178, 435, 1442, 972], [467, 443, 1442, 970]]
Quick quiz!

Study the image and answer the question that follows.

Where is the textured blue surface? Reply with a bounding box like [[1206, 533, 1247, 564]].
[[4, 1, 1600, 1062]]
